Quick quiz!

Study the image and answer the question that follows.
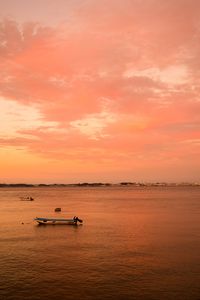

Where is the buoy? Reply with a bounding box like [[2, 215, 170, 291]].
[[55, 207, 61, 212]]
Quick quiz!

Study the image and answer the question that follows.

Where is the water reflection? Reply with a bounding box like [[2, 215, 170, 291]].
[[0, 186, 200, 300]]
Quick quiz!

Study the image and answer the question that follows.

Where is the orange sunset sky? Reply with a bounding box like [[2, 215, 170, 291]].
[[0, 0, 200, 183]]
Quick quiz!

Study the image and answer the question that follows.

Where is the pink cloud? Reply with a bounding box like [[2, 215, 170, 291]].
[[0, 0, 200, 181]]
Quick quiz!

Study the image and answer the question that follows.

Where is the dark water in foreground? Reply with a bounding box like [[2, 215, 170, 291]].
[[0, 186, 200, 300]]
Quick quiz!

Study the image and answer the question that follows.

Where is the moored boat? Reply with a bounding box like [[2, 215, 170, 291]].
[[34, 216, 83, 225], [20, 196, 34, 201]]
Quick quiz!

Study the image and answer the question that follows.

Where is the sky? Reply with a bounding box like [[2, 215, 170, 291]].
[[0, 0, 200, 183]]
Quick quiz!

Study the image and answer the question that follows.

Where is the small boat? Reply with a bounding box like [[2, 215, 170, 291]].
[[20, 196, 34, 201], [34, 217, 83, 225]]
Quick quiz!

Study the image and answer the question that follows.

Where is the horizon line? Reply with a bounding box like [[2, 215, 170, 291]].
[[0, 181, 199, 186]]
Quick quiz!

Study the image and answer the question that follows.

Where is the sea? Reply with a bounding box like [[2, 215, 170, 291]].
[[0, 186, 200, 300]]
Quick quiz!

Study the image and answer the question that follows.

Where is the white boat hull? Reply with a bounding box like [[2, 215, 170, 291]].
[[34, 217, 82, 225]]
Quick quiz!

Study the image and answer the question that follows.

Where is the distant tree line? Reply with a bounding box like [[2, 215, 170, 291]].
[[0, 183, 34, 187], [0, 182, 199, 188]]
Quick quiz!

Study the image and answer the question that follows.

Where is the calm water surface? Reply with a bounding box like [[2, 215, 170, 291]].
[[0, 186, 200, 300]]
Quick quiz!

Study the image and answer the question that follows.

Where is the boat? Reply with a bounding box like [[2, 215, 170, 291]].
[[20, 196, 34, 201], [34, 216, 83, 225]]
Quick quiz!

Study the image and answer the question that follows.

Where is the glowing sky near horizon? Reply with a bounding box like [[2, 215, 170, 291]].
[[0, 0, 200, 183]]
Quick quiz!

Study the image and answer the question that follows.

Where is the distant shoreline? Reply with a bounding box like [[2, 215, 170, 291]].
[[0, 182, 199, 188]]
